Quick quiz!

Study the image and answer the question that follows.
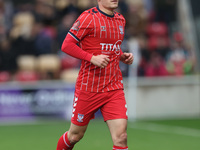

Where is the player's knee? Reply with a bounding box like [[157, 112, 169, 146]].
[[119, 132, 127, 143], [70, 132, 85, 144], [114, 132, 127, 146]]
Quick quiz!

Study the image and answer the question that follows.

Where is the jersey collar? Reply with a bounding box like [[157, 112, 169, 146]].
[[96, 6, 115, 18]]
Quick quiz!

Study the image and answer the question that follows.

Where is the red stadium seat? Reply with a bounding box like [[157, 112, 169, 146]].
[[61, 55, 80, 70], [173, 32, 183, 42], [0, 71, 11, 82], [148, 36, 169, 50], [148, 36, 158, 50], [17, 55, 37, 71], [15, 71, 39, 82], [147, 22, 168, 36], [37, 54, 61, 79], [60, 69, 79, 82], [145, 62, 168, 77]]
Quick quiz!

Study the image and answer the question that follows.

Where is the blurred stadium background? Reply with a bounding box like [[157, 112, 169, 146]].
[[0, 0, 200, 150]]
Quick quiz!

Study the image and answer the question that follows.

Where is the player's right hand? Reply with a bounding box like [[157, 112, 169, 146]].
[[90, 55, 110, 68]]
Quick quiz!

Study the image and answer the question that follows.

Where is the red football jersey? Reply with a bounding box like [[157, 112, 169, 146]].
[[69, 6, 126, 93]]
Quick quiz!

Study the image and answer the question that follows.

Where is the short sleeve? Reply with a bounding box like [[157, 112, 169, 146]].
[[69, 12, 93, 42]]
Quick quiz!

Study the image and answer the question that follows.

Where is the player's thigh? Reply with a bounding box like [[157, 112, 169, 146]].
[[106, 119, 127, 139], [101, 90, 128, 121]]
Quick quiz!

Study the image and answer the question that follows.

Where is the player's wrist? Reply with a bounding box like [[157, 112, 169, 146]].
[[86, 53, 93, 62]]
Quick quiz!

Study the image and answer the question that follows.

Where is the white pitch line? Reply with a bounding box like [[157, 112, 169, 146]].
[[129, 122, 200, 138]]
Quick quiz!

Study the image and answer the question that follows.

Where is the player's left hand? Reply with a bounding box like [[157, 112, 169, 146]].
[[120, 52, 134, 65]]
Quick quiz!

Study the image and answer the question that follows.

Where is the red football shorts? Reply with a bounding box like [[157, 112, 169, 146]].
[[71, 89, 128, 126]]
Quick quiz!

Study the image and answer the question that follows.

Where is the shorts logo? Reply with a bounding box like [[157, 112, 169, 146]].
[[119, 26, 124, 34], [72, 20, 80, 31], [77, 113, 84, 122], [101, 26, 106, 31]]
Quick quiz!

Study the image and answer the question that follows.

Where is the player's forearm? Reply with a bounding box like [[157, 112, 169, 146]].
[[61, 33, 93, 62]]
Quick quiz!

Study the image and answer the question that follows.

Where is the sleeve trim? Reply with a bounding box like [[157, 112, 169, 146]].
[[68, 31, 80, 42]]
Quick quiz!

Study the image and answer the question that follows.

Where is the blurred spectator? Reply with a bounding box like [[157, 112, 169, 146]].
[[10, 12, 34, 39], [0, 0, 14, 40], [0, 38, 17, 73], [32, 0, 57, 55], [155, 36, 171, 60], [76, 0, 97, 13], [0, 23, 7, 41], [57, 11, 78, 48], [143, 0, 154, 14], [117, 0, 129, 15], [126, 0, 148, 37], [137, 35, 150, 76], [33, 0, 55, 22], [145, 51, 168, 77], [9, 12, 36, 56], [153, 0, 177, 24], [55, 0, 78, 21], [33, 20, 56, 55], [166, 32, 195, 76]]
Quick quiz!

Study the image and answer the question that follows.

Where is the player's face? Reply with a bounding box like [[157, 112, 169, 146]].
[[98, 0, 119, 10]]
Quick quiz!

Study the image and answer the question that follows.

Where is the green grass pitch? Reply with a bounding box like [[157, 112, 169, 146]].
[[0, 118, 200, 150]]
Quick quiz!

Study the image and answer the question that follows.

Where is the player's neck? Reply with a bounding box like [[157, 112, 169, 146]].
[[98, 5, 115, 16]]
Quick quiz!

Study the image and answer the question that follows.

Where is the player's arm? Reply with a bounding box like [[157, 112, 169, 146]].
[[61, 33, 93, 62], [61, 33, 110, 68], [120, 51, 134, 65]]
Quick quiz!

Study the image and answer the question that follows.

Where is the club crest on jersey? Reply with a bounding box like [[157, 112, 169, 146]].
[[119, 26, 124, 34], [101, 26, 106, 31], [72, 20, 80, 31], [77, 113, 84, 122]]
